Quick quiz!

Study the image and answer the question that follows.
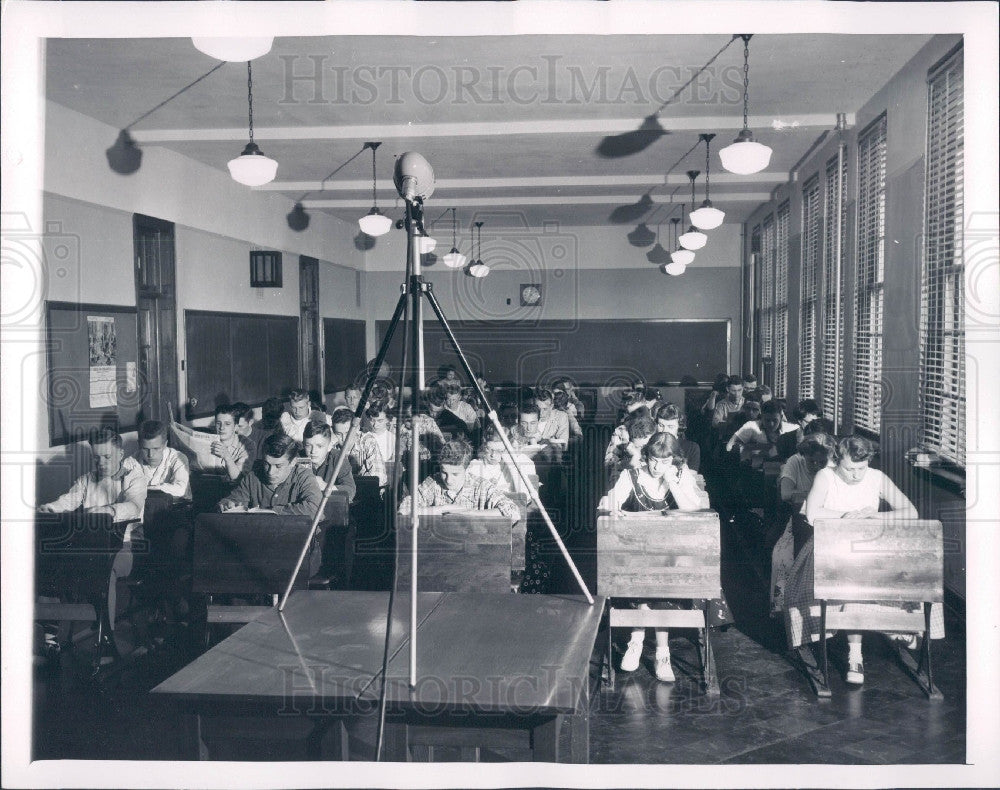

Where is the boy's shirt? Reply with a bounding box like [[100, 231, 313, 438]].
[[41, 456, 147, 527], [280, 409, 331, 443], [336, 431, 387, 487], [312, 452, 357, 503], [445, 400, 479, 431], [133, 446, 191, 499], [398, 473, 519, 523], [218, 462, 322, 516], [466, 455, 536, 496]]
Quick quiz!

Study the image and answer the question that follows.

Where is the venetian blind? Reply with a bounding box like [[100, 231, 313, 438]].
[[920, 48, 965, 466], [799, 176, 821, 400], [774, 202, 790, 398], [853, 115, 887, 434], [821, 153, 848, 425]]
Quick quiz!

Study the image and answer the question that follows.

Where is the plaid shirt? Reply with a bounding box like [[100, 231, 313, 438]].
[[336, 431, 387, 487], [398, 474, 519, 523]]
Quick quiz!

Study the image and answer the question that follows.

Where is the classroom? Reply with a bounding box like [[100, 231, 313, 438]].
[[2, 3, 998, 788]]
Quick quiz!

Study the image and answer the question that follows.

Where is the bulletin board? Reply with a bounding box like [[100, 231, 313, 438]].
[[45, 301, 140, 446]]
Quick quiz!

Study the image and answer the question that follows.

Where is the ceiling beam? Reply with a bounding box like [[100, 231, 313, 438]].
[[301, 192, 773, 208], [258, 172, 785, 192], [130, 113, 851, 143]]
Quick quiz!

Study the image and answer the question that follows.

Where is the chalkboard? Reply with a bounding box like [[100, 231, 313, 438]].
[[185, 310, 299, 418], [375, 318, 729, 387], [323, 318, 367, 393], [45, 301, 141, 446]]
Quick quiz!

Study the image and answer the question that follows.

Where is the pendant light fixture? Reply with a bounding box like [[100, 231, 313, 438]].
[[228, 61, 278, 187], [358, 142, 392, 237], [689, 134, 726, 229], [678, 171, 708, 250], [192, 37, 273, 63], [441, 208, 467, 268], [719, 34, 773, 175], [469, 222, 489, 277], [670, 216, 695, 267], [646, 224, 671, 265]]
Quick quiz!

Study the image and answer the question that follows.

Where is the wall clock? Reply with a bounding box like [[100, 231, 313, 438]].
[[520, 283, 543, 307]]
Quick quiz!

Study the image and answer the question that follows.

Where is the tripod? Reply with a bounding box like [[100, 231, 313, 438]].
[[279, 166, 592, 757]]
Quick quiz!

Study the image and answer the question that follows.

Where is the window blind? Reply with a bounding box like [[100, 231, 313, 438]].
[[821, 153, 847, 424], [920, 48, 964, 466], [759, 215, 776, 366], [799, 177, 821, 400], [774, 202, 790, 397], [853, 115, 887, 434]]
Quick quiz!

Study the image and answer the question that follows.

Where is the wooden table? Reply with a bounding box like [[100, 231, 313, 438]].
[[152, 590, 604, 762]]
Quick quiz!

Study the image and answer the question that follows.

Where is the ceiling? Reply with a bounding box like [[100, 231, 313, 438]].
[[46, 33, 932, 231]]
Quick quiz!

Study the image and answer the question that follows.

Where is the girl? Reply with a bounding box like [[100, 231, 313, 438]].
[[599, 433, 728, 681], [784, 435, 944, 684]]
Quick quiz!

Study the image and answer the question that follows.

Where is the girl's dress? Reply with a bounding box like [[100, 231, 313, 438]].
[[621, 468, 733, 626], [782, 466, 945, 648], [769, 454, 815, 614]]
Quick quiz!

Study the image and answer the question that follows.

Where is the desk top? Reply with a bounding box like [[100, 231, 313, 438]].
[[152, 591, 604, 716]]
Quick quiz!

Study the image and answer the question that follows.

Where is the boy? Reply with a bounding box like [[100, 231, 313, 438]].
[[170, 404, 251, 481], [302, 419, 357, 502], [218, 433, 321, 516], [442, 379, 478, 432], [397, 438, 520, 526], [280, 388, 330, 443], [134, 419, 190, 499], [466, 425, 537, 496], [533, 389, 570, 446], [232, 401, 271, 463], [711, 375, 745, 426], [331, 407, 387, 487]]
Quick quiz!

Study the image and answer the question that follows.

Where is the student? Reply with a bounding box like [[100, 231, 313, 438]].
[[343, 386, 362, 414], [302, 419, 357, 502], [397, 437, 520, 526], [218, 433, 322, 516], [508, 401, 552, 451], [552, 388, 583, 440], [466, 424, 537, 496], [606, 413, 657, 484], [784, 435, 944, 684], [232, 402, 271, 464], [770, 433, 837, 614], [259, 397, 286, 433], [280, 388, 329, 443], [210, 404, 252, 480], [642, 387, 662, 413], [331, 407, 387, 487], [302, 420, 357, 584], [742, 373, 759, 396], [134, 419, 190, 499], [598, 433, 720, 682], [604, 406, 653, 467], [653, 402, 701, 474], [776, 399, 824, 461], [39, 428, 147, 527], [441, 379, 478, 432], [533, 389, 570, 446], [726, 400, 786, 463], [711, 375, 745, 426], [362, 404, 395, 463], [552, 376, 585, 421]]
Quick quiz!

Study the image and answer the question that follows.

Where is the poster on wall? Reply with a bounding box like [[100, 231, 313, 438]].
[[87, 315, 117, 408]]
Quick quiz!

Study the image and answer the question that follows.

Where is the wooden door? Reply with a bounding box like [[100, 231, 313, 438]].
[[133, 214, 179, 423]]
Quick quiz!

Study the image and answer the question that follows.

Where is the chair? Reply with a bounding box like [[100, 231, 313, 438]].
[[597, 509, 723, 694], [34, 511, 129, 674], [806, 517, 945, 699], [192, 512, 319, 641]]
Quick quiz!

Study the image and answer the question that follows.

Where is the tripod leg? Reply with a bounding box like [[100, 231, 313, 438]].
[[422, 286, 594, 604], [279, 289, 411, 611]]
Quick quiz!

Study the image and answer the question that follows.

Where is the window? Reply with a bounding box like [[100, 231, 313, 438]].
[[759, 215, 776, 372], [853, 115, 887, 434], [799, 177, 821, 399], [921, 47, 964, 466], [821, 154, 847, 425], [773, 202, 790, 397]]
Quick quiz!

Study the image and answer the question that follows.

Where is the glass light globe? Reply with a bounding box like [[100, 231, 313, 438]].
[[664, 261, 687, 276], [719, 129, 772, 175], [689, 202, 726, 230], [671, 248, 695, 266], [358, 208, 392, 237], [469, 262, 490, 278], [442, 248, 467, 269], [192, 37, 273, 62], [678, 226, 708, 250], [227, 143, 278, 186], [418, 236, 437, 254]]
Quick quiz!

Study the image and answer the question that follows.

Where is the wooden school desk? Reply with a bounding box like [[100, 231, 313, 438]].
[[597, 509, 723, 693], [151, 590, 604, 762]]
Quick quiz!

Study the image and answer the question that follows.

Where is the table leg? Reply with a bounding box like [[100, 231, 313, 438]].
[[380, 717, 409, 762], [532, 715, 561, 762], [181, 713, 209, 760]]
